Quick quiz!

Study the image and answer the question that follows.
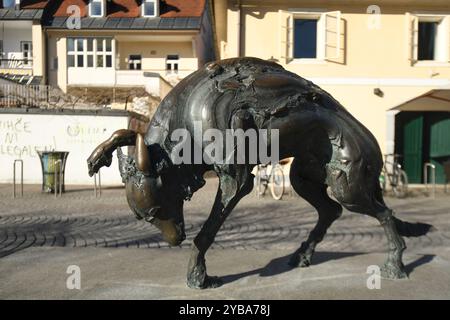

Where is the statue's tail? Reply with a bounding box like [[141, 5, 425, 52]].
[[393, 217, 434, 237]]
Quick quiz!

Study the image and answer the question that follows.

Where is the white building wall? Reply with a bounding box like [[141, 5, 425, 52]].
[[0, 21, 33, 54], [0, 112, 129, 186]]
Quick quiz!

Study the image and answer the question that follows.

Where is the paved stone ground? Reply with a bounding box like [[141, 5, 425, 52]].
[[0, 179, 449, 299]]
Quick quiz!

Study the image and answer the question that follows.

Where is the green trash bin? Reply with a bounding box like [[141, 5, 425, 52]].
[[37, 151, 69, 193]]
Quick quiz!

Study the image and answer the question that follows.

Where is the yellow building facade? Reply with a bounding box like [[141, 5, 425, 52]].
[[214, 0, 450, 183]]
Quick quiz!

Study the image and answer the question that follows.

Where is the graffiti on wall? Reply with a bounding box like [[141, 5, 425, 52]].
[[0, 117, 56, 158], [66, 120, 108, 144]]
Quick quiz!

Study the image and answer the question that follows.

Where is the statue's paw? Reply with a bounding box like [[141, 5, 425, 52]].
[[187, 275, 223, 289], [380, 263, 408, 280], [288, 252, 312, 268]]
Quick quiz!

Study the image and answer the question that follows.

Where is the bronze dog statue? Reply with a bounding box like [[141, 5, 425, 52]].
[[88, 57, 431, 289]]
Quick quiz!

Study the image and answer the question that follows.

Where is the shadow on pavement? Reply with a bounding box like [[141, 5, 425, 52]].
[[221, 251, 364, 285], [221, 251, 436, 285], [405, 254, 435, 275]]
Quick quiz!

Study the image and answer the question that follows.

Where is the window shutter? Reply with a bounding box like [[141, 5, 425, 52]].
[[324, 11, 342, 61], [279, 10, 293, 64], [447, 16, 450, 62], [406, 13, 418, 62]]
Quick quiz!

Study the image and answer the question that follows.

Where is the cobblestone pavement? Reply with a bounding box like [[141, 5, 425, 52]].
[[1, 179, 449, 257], [1, 180, 450, 299]]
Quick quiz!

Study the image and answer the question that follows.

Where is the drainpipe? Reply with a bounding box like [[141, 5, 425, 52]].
[[237, 0, 243, 57]]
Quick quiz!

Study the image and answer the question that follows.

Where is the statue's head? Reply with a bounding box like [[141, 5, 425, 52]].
[[116, 147, 186, 246]]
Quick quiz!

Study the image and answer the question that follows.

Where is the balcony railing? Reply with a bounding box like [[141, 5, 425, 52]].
[[0, 52, 33, 69], [0, 84, 50, 108], [0, 58, 33, 69]]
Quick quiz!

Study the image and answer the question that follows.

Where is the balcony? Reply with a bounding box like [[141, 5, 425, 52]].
[[0, 52, 33, 75]]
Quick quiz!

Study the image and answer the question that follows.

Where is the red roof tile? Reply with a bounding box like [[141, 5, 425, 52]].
[[52, 0, 205, 18], [20, 0, 49, 9]]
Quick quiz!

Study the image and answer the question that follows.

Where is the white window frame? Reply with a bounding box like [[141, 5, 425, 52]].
[[142, 0, 158, 17], [166, 55, 179, 74], [280, 9, 342, 64], [20, 41, 33, 67], [406, 12, 450, 66], [67, 37, 114, 69], [89, 0, 105, 18], [128, 54, 142, 70]]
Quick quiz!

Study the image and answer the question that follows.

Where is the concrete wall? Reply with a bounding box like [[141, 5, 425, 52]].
[[117, 41, 196, 72], [0, 111, 129, 186], [31, 22, 45, 78]]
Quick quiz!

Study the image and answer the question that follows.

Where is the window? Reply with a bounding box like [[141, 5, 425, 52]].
[[142, 0, 158, 17], [294, 19, 318, 58], [89, 0, 104, 17], [87, 38, 94, 67], [21, 41, 33, 67], [2, 0, 19, 8], [128, 55, 142, 70], [67, 37, 113, 68], [279, 10, 343, 64], [418, 22, 438, 60], [166, 54, 179, 74], [407, 14, 450, 63], [51, 57, 58, 71]]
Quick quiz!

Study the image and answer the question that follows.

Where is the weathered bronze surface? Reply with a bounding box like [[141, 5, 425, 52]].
[[87, 57, 432, 289]]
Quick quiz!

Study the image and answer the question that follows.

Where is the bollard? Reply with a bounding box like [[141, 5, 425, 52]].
[[424, 162, 436, 198], [13, 159, 23, 198], [94, 169, 102, 198]]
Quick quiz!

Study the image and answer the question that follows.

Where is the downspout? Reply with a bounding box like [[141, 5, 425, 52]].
[[207, 0, 220, 61], [44, 24, 49, 85], [237, 0, 243, 57]]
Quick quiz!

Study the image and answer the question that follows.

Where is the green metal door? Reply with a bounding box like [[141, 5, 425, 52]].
[[402, 113, 424, 183], [428, 113, 450, 184]]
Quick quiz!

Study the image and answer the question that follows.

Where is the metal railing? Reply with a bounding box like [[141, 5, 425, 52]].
[[0, 58, 33, 69], [94, 169, 102, 198], [13, 159, 23, 198], [0, 84, 50, 108], [424, 162, 436, 198]]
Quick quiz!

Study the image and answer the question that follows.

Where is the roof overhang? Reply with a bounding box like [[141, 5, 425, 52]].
[[0, 8, 43, 21], [390, 88, 450, 112], [43, 17, 202, 31]]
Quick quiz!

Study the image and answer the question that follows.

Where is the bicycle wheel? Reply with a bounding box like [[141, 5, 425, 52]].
[[270, 164, 285, 200], [255, 166, 267, 197], [392, 169, 408, 198]]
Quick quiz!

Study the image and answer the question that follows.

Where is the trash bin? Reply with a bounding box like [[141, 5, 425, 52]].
[[37, 151, 69, 193]]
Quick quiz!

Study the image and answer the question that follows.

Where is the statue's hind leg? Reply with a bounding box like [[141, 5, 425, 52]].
[[288, 159, 342, 268], [373, 207, 407, 279], [333, 180, 408, 279]]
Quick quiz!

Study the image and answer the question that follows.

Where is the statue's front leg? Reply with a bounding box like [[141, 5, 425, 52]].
[[187, 167, 253, 289], [87, 129, 137, 176]]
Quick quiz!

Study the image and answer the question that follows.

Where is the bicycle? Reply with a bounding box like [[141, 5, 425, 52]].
[[380, 154, 408, 198], [255, 160, 289, 200]]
